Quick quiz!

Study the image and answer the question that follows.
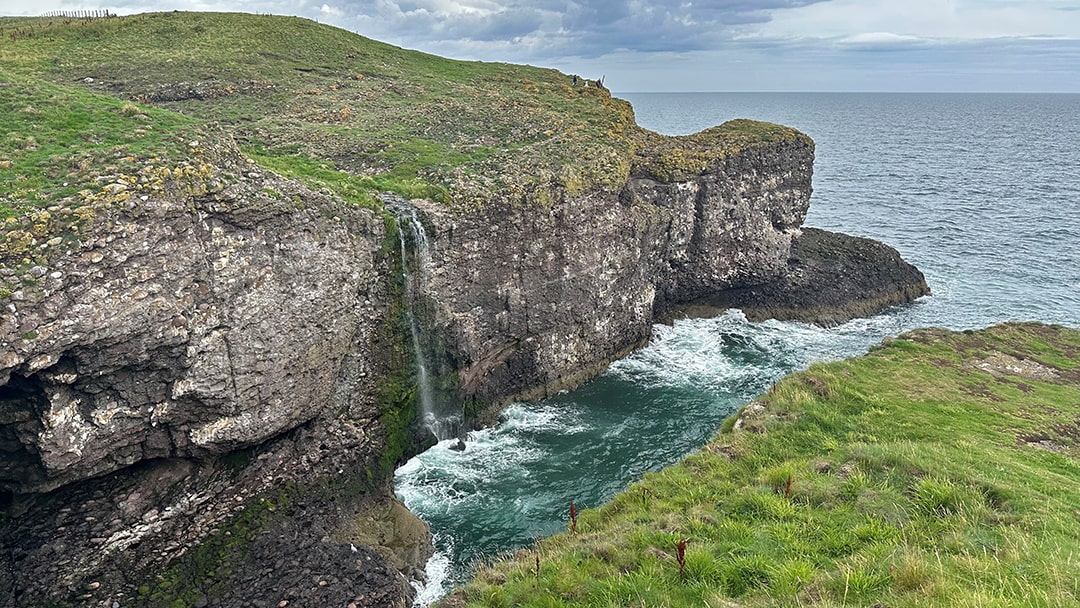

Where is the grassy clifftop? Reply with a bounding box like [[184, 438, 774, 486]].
[[0, 11, 636, 213], [452, 323, 1080, 608], [0, 12, 804, 224]]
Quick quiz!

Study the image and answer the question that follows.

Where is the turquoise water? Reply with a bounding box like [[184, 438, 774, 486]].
[[395, 93, 1080, 604]]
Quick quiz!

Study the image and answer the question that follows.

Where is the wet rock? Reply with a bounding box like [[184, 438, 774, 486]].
[[664, 227, 929, 326]]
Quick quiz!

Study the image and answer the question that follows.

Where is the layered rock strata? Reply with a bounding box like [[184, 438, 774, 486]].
[[1, 124, 926, 607], [0, 144, 430, 607]]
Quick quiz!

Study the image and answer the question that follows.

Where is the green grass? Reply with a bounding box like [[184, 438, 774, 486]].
[[0, 72, 211, 266], [0, 12, 640, 207], [1, 11, 801, 227], [631, 119, 812, 183], [453, 322, 1080, 608]]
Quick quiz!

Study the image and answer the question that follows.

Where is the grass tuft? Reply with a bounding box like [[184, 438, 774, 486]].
[[452, 323, 1080, 608]]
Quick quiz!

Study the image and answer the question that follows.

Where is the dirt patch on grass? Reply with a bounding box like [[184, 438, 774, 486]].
[[803, 375, 831, 397], [969, 352, 1060, 382], [1017, 433, 1069, 454], [1018, 416, 1080, 456], [962, 381, 1007, 402]]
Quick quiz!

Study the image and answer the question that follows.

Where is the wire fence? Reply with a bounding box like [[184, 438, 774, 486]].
[[39, 9, 114, 18]]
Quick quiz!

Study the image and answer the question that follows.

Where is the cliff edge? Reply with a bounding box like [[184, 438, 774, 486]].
[[1, 12, 925, 607], [445, 323, 1080, 607]]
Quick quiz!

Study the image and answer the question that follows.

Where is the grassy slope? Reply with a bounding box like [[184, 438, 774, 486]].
[[0, 12, 635, 210], [1, 12, 803, 217], [0, 11, 807, 282], [455, 323, 1080, 608]]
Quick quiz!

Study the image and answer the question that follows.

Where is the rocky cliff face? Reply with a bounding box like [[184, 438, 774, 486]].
[[0, 123, 926, 607], [0, 144, 431, 607], [670, 227, 931, 326], [0, 149, 384, 495], [408, 133, 816, 410], [0, 13, 931, 608]]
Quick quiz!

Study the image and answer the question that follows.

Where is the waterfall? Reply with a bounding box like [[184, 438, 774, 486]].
[[384, 195, 461, 442]]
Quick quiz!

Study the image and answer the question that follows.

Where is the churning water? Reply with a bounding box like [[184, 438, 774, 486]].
[[395, 93, 1080, 604]]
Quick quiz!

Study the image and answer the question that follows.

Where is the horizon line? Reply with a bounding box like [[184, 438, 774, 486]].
[[614, 90, 1080, 95]]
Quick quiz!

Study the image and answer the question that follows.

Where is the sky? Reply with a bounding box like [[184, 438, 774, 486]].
[[3, 0, 1080, 92]]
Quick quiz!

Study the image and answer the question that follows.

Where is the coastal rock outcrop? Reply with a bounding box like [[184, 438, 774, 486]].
[[0, 122, 928, 606], [665, 227, 930, 326], [1, 24, 927, 606], [405, 126, 925, 411], [0, 118, 926, 605]]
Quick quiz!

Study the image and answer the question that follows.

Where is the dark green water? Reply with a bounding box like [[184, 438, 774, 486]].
[[395, 312, 921, 602], [395, 93, 1080, 604]]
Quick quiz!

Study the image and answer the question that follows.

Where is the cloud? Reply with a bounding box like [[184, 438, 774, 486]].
[[840, 32, 922, 45], [334, 0, 836, 58], [837, 31, 929, 50], [1, 0, 1077, 91]]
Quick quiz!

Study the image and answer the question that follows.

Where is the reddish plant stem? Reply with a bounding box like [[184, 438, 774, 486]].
[[676, 539, 688, 576]]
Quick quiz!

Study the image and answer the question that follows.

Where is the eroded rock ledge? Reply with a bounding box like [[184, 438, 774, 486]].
[[663, 227, 930, 327]]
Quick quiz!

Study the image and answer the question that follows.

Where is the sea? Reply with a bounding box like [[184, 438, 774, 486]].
[[394, 92, 1080, 605]]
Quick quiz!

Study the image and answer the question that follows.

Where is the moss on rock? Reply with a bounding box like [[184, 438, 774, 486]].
[[631, 119, 814, 183]]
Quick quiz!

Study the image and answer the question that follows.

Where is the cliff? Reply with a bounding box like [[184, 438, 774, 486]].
[[0, 136, 430, 607], [1, 12, 926, 607], [0, 140, 387, 495], [413, 124, 821, 410]]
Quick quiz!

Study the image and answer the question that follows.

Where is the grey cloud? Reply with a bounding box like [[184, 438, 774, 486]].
[[444, 7, 546, 41], [4, 0, 830, 58], [340, 0, 834, 58], [562, 0, 631, 29]]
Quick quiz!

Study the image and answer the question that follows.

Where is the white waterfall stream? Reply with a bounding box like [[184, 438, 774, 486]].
[[386, 197, 460, 442]]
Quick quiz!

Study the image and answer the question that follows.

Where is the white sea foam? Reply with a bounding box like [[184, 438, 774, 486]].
[[396, 435, 541, 512], [410, 538, 453, 607], [497, 402, 589, 434], [395, 307, 925, 605]]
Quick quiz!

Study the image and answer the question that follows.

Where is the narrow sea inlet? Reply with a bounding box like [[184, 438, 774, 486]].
[[397, 310, 922, 602], [395, 92, 1080, 604]]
